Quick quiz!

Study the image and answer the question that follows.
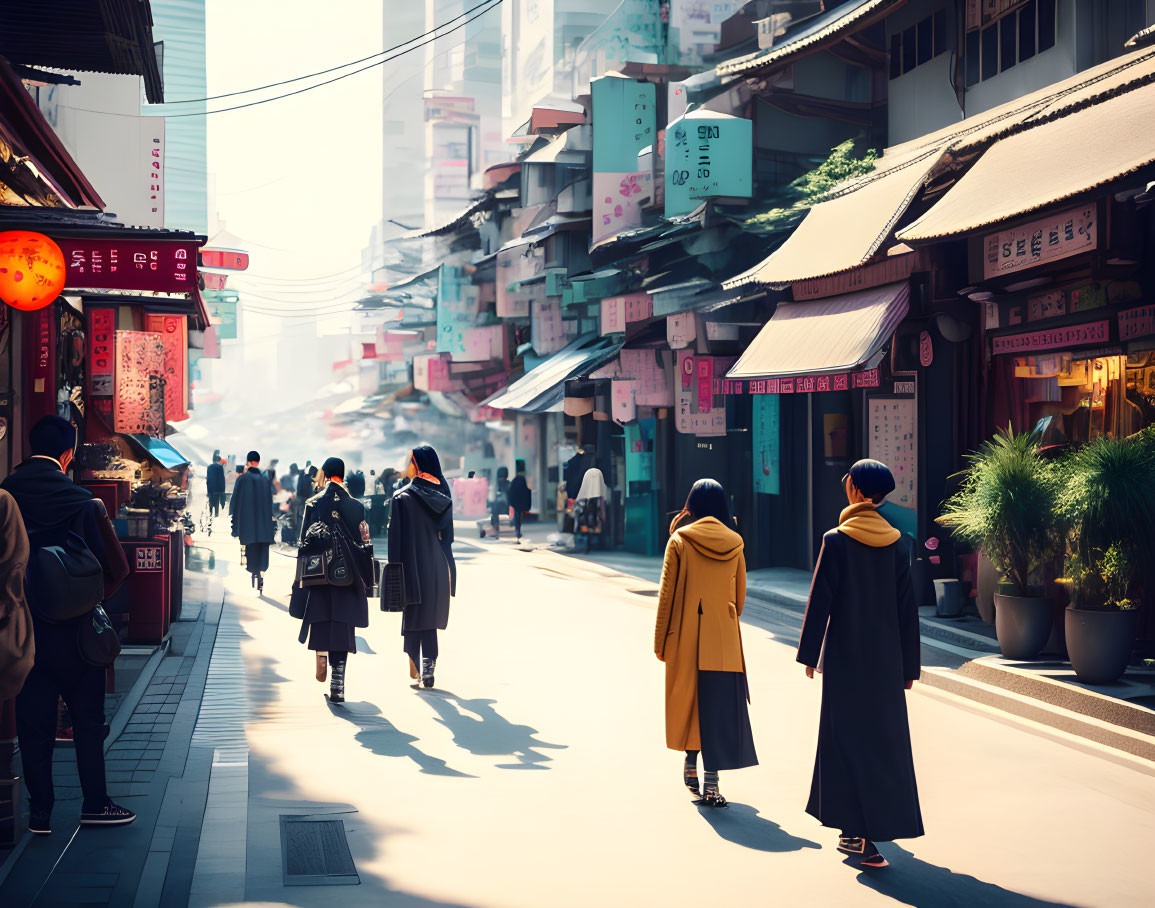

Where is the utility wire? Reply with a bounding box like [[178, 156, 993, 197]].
[[160, 0, 503, 118], [160, 0, 497, 104]]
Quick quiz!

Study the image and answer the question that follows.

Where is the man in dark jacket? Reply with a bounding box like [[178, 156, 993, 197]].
[[206, 450, 226, 517], [508, 459, 532, 542], [797, 459, 922, 869], [1, 415, 133, 834], [230, 450, 275, 592]]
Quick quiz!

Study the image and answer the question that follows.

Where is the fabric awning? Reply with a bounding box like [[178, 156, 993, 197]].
[[725, 149, 940, 289], [727, 282, 910, 380], [899, 79, 1155, 241], [482, 334, 621, 413], [126, 434, 190, 470]]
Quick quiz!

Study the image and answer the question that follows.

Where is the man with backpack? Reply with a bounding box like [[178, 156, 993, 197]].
[[1, 415, 132, 835]]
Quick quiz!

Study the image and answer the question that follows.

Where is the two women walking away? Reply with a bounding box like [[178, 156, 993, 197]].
[[655, 479, 757, 808], [290, 457, 374, 704], [797, 459, 923, 869], [387, 445, 456, 689]]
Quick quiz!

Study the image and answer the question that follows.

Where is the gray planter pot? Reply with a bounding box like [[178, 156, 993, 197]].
[[993, 594, 1053, 660], [934, 579, 965, 618], [1065, 607, 1139, 685], [976, 553, 998, 624]]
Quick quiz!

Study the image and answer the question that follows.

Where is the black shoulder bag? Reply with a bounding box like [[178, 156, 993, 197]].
[[26, 520, 105, 624]]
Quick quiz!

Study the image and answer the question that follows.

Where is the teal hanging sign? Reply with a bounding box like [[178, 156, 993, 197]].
[[665, 111, 753, 218]]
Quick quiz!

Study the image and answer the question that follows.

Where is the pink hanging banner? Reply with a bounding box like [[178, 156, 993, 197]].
[[143, 313, 189, 422], [115, 331, 166, 436]]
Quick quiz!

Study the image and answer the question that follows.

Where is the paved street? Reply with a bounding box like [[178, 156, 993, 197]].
[[170, 536, 1155, 904], [4, 531, 1155, 906]]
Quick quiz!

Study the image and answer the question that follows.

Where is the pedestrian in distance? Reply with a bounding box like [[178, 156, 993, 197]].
[[508, 459, 532, 542], [573, 467, 607, 553], [206, 449, 226, 518], [231, 450, 275, 593], [654, 478, 756, 808], [488, 465, 509, 539], [347, 468, 366, 500], [290, 457, 374, 704], [387, 445, 455, 689], [797, 459, 923, 869], [1, 415, 133, 834]]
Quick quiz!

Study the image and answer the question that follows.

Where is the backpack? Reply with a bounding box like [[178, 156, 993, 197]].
[[27, 522, 105, 623]]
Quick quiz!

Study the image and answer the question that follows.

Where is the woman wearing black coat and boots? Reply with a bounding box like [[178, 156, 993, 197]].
[[388, 445, 455, 689], [291, 457, 373, 704]]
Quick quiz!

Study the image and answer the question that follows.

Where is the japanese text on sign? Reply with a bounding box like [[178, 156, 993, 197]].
[[991, 320, 1110, 355], [983, 205, 1097, 279]]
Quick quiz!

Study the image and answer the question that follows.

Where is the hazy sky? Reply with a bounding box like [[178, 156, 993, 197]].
[[205, 0, 384, 308]]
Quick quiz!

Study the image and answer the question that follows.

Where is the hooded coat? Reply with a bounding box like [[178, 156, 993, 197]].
[[0, 489, 34, 700], [230, 467, 275, 545], [388, 477, 456, 633], [797, 502, 923, 842], [654, 517, 747, 752]]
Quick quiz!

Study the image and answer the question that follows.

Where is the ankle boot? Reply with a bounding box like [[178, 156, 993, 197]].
[[421, 657, 436, 689], [329, 658, 346, 703]]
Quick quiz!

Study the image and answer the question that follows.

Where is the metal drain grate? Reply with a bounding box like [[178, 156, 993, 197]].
[[280, 815, 360, 886]]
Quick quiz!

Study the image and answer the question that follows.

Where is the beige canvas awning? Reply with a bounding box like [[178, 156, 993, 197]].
[[725, 149, 940, 289], [727, 282, 910, 380], [900, 79, 1155, 241]]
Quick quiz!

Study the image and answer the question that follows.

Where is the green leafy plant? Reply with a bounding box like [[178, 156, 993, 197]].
[[740, 138, 880, 236], [1057, 435, 1155, 610], [937, 429, 1063, 595]]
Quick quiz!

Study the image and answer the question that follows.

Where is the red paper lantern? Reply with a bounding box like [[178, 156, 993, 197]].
[[0, 230, 66, 311]]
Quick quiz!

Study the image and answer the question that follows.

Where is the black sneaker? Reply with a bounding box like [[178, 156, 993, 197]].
[[80, 801, 136, 827], [28, 809, 51, 836]]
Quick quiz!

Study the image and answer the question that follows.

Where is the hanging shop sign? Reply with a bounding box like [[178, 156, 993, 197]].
[[982, 204, 1097, 280], [114, 330, 166, 436], [990, 320, 1110, 355], [675, 351, 731, 436], [919, 331, 934, 367], [868, 397, 917, 511], [436, 264, 479, 357], [88, 308, 116, 396], [0, 231, 66, 311], [532, 300, 575, 356], [665, 112, 752, 218], [752, 394, 780, 495], [717, 368, 882, 395], [413, 352, 464, 392], [667, 312, 696, 349], [58, 237, 198, 294], [143, 313, 189, 422], [600, 292, 652, 335], [1117, 303, 1155, 342]]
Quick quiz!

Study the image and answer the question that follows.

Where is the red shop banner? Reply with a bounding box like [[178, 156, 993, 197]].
[[143, 313, 189, 421], [88, 308, 116, 396], [57, 237, 198, 294], [717, 368, 881, 395]]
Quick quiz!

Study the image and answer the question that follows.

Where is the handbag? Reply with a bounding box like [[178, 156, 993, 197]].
[[76, 605, 121, 668], [380, 562, 405, 612], [27, 525, 105, 623]]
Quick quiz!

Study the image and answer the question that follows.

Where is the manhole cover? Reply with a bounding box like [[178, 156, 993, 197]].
[[280, 815, 360, 886]]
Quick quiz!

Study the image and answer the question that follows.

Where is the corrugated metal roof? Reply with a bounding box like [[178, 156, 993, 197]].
[[727, 282, 910, 380], [716, 0, 906, 77], [483, 334, 621, 413], [899, 79, 1155, 241], [0, 0, 165, 103]]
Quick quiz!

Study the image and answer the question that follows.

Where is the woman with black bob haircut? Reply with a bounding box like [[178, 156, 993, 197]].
[[387, 444, 456, 688], [653, 478, 757, 807]]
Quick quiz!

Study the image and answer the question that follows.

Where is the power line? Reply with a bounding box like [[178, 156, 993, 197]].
[[161, 0, 504, 118], [160, 0, 497, 105]]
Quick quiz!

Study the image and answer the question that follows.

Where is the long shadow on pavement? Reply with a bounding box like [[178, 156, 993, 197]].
[[696, 802, 821, 853], [420, 689, 568, 769], [329, 701, 475, 778], [857, 846, 1080, 908]]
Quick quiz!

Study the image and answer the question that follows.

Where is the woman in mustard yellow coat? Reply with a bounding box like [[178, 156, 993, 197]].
[[654, 479, 757, 807]]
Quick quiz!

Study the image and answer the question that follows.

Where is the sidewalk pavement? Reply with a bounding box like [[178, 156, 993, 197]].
[[467, 517, 1155, 770], [0, 548, 228, 906]]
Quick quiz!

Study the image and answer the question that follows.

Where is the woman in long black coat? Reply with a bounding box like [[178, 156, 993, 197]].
[[797, 459, 923, 869], [388, 445, 455, 689], [290, 457, 372, 703], [230, 451, 275, 592], [508, 459, 532, 541]]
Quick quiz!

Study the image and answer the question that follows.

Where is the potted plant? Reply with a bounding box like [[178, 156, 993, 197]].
[[938, 430, 1063, 659], [1058, 435, 1155, 684]]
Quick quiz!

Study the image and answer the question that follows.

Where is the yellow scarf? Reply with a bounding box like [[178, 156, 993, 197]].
[[837, 502, 900, 547]]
